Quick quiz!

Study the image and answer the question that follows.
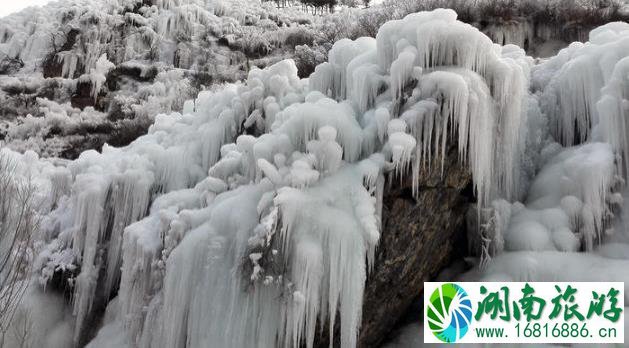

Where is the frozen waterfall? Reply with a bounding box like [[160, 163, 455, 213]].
[[4, 6, 629, 348]]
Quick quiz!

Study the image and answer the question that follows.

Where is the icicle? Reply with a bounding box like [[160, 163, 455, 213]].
[[387, 132, 415, 177], [535, 22, 629, 153], [309, 37, 377, 101], [85, 54, 115, 100], [390, 48, 417, 100], [307, 126, 343, 175]]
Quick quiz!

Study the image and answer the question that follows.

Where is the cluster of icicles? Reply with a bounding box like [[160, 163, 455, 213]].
[[12, 8, 629, 348], [0, 0, 273, 75], [30, 9, 530, 347]]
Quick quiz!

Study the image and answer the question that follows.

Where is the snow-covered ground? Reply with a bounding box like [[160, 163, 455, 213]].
[[2, 2, 629, 348]]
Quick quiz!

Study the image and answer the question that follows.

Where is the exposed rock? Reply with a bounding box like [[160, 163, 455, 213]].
[[106, 64, 159, 91], [358, 143, 472, 347], [71, 80, 107, 110], [43, 28, 81, 78], [58, 119, 152, 159], [314, 143, 472, 348]]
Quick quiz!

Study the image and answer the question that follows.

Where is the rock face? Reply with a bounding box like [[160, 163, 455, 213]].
[[357, 144, 472, 347], [314, 143, 472, 348]]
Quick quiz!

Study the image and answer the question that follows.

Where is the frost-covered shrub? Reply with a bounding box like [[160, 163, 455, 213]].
[[283, 26, 316, 48], [390, 0, 629, 26], [0, 56, 24, 75], [478, 0, 521, 20], [293, 44, 328, 77], [0, 149, 47, 336], [340, 0, 359, 7], [551, 0, 627, 26], [317, 11, 357, 43], [108, 95, 139, 122], [258, 18, 279, 31], [237, 29, 273, 57], [353, 7, 392, 38]]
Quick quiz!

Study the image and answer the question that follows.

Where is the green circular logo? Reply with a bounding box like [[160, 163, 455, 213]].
[[427, 283, 473, 343]]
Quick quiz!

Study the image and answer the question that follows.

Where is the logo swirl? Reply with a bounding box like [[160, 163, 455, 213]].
[[427, 283, 473, 343]]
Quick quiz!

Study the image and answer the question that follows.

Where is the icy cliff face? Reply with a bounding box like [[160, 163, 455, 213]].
[[462, 21, 629, 278], [2, 0, 618, 160], [6, 8, 531, 347], [4, 6, 629, 348], [0, 0, 315, 158]]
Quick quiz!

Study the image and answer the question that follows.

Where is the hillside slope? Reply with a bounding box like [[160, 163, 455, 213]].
[[0, 0, 321, 158]]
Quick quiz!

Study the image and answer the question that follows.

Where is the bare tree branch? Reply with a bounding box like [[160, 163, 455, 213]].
[[0, 150, 40, 341]]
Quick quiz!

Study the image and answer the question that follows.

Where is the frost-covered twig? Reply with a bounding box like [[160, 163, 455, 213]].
[[0, 151, 39, 339]]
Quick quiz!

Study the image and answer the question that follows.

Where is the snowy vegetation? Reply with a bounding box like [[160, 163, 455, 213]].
[[1, 0, 626, 159], [0, 0, 321, 157], [2, 0, 629, 347]]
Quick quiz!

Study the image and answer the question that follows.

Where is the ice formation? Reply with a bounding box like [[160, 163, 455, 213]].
[[311, 10, 530, 204], [469, 21, 629, 277], [84, 54, 116, 100], [0, 0, 302, 73], [0, 0, 316, 157], [6, 6, 629, 348]]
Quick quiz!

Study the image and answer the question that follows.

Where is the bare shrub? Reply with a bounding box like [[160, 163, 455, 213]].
[[386, 0, 629, 26], [0, 56, 24, 75], [0, 151, 40, 344], [478, 0, 520, 21], [353, 7, 392, 38], [317, 11, 356, 43], [283, 27, 316, 48], [6, 306, 33, 348]]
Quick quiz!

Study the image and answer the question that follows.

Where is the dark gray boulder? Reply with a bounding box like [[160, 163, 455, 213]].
[[358, 143, 472, 347]]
